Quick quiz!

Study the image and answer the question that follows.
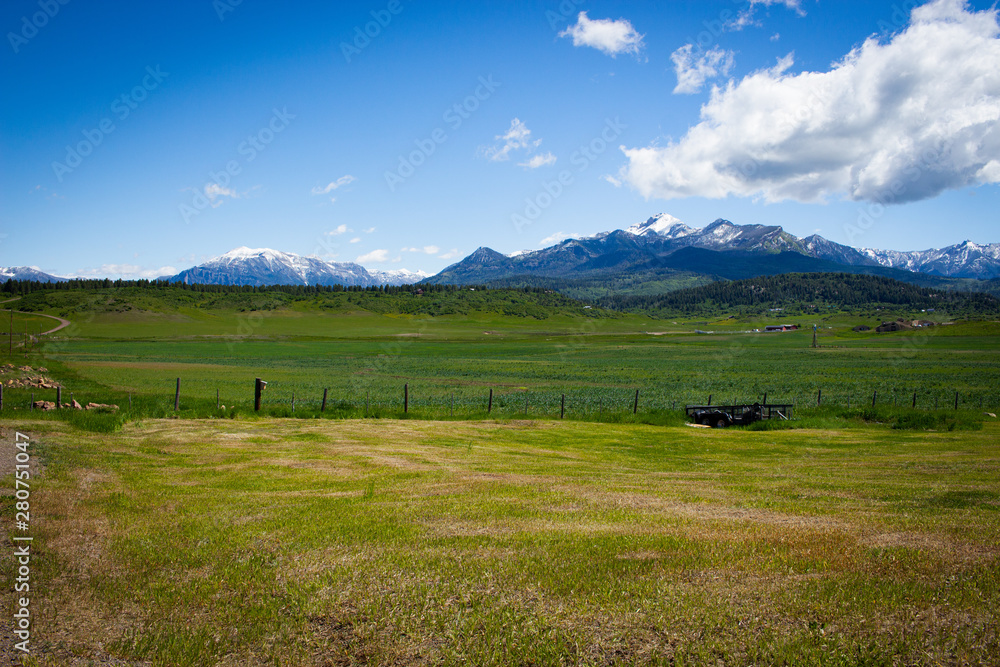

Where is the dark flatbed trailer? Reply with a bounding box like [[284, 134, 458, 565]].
[[685, 403, 794, 428]]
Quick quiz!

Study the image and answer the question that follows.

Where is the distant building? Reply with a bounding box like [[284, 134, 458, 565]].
[[764, 325, 797, 332]]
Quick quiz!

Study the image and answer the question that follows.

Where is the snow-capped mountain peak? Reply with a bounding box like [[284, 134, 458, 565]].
[[625, 213, 694, 239], [168, 247, 424, 287]]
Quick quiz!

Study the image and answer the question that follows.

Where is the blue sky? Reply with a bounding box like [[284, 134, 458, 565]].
[[2, 0, 998, 278]]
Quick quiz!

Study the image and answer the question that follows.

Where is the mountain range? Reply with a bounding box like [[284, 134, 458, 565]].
[[164, 247, 428, 288], [4, 216, 998, 290], [428, 215, 1000, 286]]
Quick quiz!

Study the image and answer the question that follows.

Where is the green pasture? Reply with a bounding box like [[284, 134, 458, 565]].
[[9, 317, 999, 422], [6, 418, 998, 665]]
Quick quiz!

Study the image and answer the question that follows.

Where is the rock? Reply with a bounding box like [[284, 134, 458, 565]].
[[85, 402, 119, 412], [32, 400, 57, 411], [986, 413, 997, 418], [38, 367, 48, 372], [19, 366, 33, 372], [71, 400, 83, 410]]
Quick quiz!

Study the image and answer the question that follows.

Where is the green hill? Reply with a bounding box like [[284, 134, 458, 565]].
[[597, 273, 1000, 317]]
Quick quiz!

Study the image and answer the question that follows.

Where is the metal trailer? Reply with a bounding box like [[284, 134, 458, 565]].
[[684, 402, 794, 428]]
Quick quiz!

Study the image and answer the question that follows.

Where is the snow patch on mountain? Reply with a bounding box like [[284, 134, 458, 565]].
[[625, 213, 694, 239]]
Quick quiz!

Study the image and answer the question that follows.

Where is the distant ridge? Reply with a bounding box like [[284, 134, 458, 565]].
[[1, 266, 67, 283], [166, 247, 428, 287]]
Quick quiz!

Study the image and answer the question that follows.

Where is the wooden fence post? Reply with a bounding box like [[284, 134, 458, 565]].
[[912, 392, 917, 409], [404, 384, 408, 413], [817, 389, 822, 406], [254, 378, 264, 412], [488, 388, 493, 414], [174, 378, 181, 412], [955, 391, 959, 410], [321, 388, 328, 412], [291, 392, 295, 413], [30, 392, 33, 411], [0, 384, 4, 411], [872, 390, 877, 407], [56, 386, 62, 409], [561, 394, 565, 419], [216, 388, 220, 409], [524, 392, 528, 416], [633, 389, 639, 414]]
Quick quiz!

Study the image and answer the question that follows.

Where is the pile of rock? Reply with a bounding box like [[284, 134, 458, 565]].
[[31, 400, 118, 412]]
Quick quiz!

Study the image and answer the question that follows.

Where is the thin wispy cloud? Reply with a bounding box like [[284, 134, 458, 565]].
[[617, 0, 1000, 205], [559, 12, 644, 57], [356, 249, 389, 263], [311, 175, 356, 195], [484, 118, 541, 162], [324, 224, 350, 236], [671, 45, 735, 94], [519, 152, 557, 169], [728, 0, 805, 30]]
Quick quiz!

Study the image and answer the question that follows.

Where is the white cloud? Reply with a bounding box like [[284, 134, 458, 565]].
[[356, 249, 389, 264], [559, 11, 644, 57], [539, 232, 583, 246], [402, 246, 442, 255], [603, 174, 623, 187], [618, 0, 1000, 205], [728, 0, 805, 30], [484, 118, 541, 162], [311, 175, 356, 195], [438, 249, 461, 259], [519, 152, 557, 169], [671, 45, 735, 94], [324, 224, 350, 236], [69, 264, 178, 280], [204, 183, 238, 205], [349, 237, 361, 244]]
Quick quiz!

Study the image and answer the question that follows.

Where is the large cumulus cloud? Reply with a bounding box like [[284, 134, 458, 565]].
[[618, 0, 1000, 205]]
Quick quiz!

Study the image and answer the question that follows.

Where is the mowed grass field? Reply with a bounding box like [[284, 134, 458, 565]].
[[4, 418, 998, 665]]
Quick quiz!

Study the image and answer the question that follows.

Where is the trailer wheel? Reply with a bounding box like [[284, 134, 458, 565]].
[[715, 418, 729, 429]]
